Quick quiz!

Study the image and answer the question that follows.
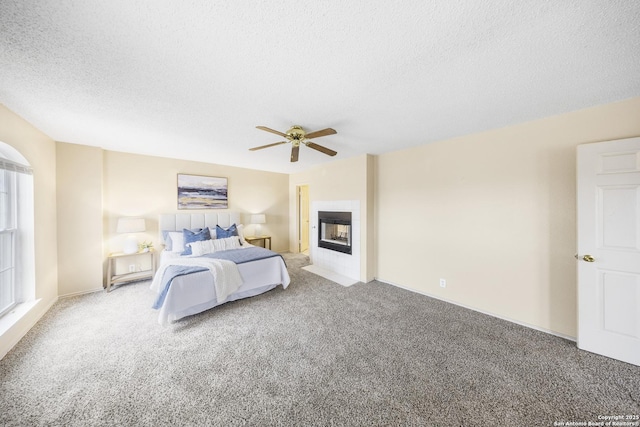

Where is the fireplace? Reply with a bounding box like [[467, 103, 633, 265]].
[[318, 211, 352, 255]]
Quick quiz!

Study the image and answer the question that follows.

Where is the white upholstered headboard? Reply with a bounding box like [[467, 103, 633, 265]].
[[159, 212, 241, 244]]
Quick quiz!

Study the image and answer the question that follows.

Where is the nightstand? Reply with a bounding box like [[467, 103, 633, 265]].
[[244, 235, 271, 250], [106, 250, 156, 292]]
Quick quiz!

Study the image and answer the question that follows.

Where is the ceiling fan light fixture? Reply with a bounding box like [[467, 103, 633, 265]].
[[287, 126, 305, 140]]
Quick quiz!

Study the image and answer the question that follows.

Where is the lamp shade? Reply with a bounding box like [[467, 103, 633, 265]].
[[250, 214, 266, 237], [117, 218, 146, 254], [117, 217, 146, 233], [250, 214, 266, 224]]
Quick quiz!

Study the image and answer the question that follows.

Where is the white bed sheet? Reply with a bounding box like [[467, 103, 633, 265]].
[[153, 248, 290, 325]]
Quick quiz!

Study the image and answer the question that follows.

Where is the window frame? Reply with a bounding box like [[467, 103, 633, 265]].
[[0, 229, 16, 316], [0, 152, 31, 319]]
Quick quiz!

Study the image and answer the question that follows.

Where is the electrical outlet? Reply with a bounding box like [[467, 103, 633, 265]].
[[129, 264, 136, 273], [439, 278, 446, 288]]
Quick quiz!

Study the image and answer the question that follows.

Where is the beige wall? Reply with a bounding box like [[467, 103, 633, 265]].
[[289, 154, 376, 281], [375, 97, 640, 338], [56, 143, 104, 295], [0, 104, 58, 357]]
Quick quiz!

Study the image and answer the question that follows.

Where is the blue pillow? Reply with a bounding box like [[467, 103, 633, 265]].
[[216, 224, 238, 239], [164, 228, 201, 251], [181, 228, 211, 256]]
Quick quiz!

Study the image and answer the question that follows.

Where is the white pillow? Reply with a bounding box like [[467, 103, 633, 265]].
[[167, 232, 185, 252], [211, 236, 242, 252], [188, 236, 242, 256], [188, 239, 216, 257], [223, 236, 242, 250], [236, 224, 246, 245]]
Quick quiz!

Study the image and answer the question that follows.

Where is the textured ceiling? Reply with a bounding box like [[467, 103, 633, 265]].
[[1, 1, 639, 174]]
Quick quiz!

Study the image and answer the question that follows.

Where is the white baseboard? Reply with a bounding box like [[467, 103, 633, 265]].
[[377, 278, 576, 342], [58, 287, 104, 299]]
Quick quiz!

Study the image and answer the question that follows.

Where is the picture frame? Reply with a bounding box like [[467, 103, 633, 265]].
[[177, 174, 228, 209]]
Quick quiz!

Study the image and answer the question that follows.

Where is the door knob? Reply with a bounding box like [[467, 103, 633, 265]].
[[582, 254, 595, 262]]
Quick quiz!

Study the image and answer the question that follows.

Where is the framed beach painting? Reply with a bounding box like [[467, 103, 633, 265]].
[[177, 174, 228, 209]]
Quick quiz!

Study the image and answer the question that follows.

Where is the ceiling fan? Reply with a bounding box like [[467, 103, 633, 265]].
[[250, 125, 337, 162]]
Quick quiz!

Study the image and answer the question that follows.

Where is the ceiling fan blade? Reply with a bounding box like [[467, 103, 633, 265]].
[[305, 128, 337, 139], [256, 126, 288, 138], [306, 142, 337, 157], [248, 141, 287, 151], [290, 145, 300, 162]]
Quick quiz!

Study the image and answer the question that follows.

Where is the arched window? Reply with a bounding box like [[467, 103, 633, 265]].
[[0, 142, 34, 317]]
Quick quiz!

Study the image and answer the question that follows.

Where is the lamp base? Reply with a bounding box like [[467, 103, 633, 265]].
[[254, 224, 262, 237], [123, 236, 139, 254]]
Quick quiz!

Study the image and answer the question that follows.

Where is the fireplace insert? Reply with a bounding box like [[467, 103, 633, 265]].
[[318, 211, 352, 254]]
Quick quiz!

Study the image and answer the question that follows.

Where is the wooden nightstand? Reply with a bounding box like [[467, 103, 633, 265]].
[[106, 250, 156, 292], [244, 235, 271, 250]]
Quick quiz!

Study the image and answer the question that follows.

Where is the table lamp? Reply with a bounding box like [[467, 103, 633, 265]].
[[117, 217, 146, 254]]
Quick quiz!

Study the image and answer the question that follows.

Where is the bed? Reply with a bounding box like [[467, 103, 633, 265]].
[[150, 213, 290, 325]]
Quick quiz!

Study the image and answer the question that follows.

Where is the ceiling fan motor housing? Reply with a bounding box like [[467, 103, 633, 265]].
[[287, 126, 305, 140]]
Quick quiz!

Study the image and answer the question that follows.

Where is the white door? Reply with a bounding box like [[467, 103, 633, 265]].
[[577, 137, 640, 366]]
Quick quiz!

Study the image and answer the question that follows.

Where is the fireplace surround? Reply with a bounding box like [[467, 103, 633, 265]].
[[310, 200, 360, 283]]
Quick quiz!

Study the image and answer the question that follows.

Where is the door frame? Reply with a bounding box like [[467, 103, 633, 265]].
[[296, 184, 310, 253]]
